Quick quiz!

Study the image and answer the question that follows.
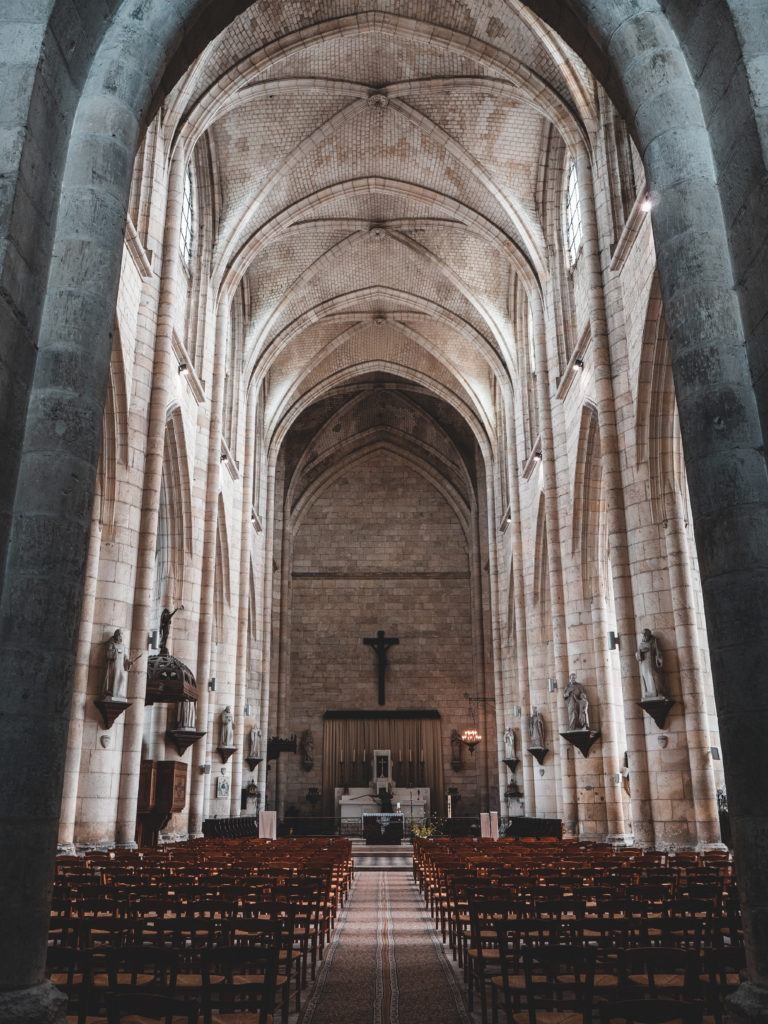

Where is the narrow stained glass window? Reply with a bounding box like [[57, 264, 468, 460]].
[[566, 159, 583, 267], [180, 164, 194, 269]]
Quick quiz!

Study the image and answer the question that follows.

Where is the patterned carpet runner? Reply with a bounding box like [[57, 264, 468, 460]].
[[301, 871, 471, 1024]]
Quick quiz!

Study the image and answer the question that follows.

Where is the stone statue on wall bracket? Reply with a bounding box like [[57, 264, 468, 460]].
[[220, 706, 234, 747], [102, 629, 137, 700], [503, 726, 516, 759], [249, 726, 262, 759], [636, 627, 664, 698], [176, 699, 196, 730], [529, 707, 545, 748], [563, 673, 590, 730]]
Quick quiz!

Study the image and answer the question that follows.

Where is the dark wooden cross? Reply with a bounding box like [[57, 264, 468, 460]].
[[363, 629, 399, 705]]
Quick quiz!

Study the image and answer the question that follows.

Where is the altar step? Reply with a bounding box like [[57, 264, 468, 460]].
[[352, 841, 414, 872]]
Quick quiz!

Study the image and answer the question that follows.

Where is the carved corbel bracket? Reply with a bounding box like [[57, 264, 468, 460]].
[[637, 697, 675, 729], [95, 697, 131, 730], [560, 729, 602, 758]]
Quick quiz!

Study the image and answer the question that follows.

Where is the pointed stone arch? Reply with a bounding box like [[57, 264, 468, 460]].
[[636, 271, 685, 526], [571, 402, 608, 602]]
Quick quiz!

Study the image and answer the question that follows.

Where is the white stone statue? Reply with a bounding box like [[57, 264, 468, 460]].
[[249, 726, 262, 758], [220, 706, 234, 747], [177, 699, 196, 730], [563, 672, 589, 730], [636, 627, 664, 698], [103, 629, 135, 700], [530, 707, 545, 748], [503, 726, 516, 759]]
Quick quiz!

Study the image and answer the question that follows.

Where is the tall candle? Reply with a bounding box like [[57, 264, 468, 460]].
[[363, 748, 366, 761], [340, 750, 344, 763], [409, 749, 412, 761], [352, 748, 356, 763], [421, 748, 424, 762]]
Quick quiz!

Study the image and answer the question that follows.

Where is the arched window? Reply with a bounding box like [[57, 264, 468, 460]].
[[565, 159, 583, 267], [179, 164, 195, 270]]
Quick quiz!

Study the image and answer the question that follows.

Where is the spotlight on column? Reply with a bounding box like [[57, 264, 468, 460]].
[[574, 357, 584, 370], [533, 450, 543, 463], [178, 362, 188, 375], [640, 193, 653, 213]]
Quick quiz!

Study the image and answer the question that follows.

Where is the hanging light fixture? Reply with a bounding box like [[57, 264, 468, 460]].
[[460, 726, 482, 753], [460, 691, 494, 754]]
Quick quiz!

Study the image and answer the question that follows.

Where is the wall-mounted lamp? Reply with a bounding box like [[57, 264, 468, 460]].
[[608, 631, 620, 650], [574, 357, 584, 370], [220, 452, 228, 462], [533, 450, 543, 463], [640, 193, 653, 213], [178, 362, 188, 375], [209, 677, 216, 691], [251, 511, 257, 523], [548, 677, 557, 693]]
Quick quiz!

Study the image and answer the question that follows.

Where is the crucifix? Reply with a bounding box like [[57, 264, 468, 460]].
[[363, 629, 399, 705]]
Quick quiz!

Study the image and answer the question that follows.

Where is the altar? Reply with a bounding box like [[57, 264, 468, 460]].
[[334, 748, 429, 830], [336, 786, 430, 824]]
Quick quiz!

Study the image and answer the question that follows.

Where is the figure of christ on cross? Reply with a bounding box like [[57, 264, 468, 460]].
[[363, 629, 400, 705]]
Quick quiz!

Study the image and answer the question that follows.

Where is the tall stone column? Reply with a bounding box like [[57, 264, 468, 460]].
[[188, 301, 229, 835], [115, 151, 185, 847], [662, 487, 721, 847], [230, 383, 257, 815], [590, 592, 627, 840], [58, 502, 103, 851], [532, 288, 577, 833], [576, 147, 655, 846]]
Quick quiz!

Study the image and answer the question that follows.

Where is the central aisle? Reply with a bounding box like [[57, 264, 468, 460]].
[[301, 871, 473, 1024]]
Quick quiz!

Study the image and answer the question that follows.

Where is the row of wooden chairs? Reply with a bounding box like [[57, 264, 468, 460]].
[[48, 943, 280, 1024], [48, 837, 354, 1023]]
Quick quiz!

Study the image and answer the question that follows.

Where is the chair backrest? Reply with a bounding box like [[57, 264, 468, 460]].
[[599, 998, 704, 1024], [46, 946, 93, 1024], [106, 944, 180, 993], [105, 991, 199, 1024], [201, 945, 280, 1024], [521, 944, 596, 1024]]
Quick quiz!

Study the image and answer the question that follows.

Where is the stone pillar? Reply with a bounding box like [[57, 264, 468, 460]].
[[188, 301, 229, 835], [532, 288, 577, 833], [576, 146, 655, 846], [58, 501, 102, 851], [505, 412, 534, 816], [590, 592, 627, 840], [662, 487, 721, 847], [230, 383, 257, 815], [114, 151, 185, 847]]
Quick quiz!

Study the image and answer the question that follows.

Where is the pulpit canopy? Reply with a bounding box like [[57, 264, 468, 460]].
[[145, 651, 197, 705]]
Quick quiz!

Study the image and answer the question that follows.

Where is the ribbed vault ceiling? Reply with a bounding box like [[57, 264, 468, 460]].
[[166, 0, 593, 456]]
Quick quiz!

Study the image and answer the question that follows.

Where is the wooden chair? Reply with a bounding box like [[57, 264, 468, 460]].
[[700, 946, 746, 1024], [46, 946, 93, 1024], [508, 945, 596, 1024], [599, 998, 703, 1024], [620, 947, 700, 1002], [105, 991, 199, 1024], [201, 946, 279, 1024]]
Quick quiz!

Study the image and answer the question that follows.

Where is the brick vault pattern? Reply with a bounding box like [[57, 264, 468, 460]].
[[5, 0, 768, 1014]]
